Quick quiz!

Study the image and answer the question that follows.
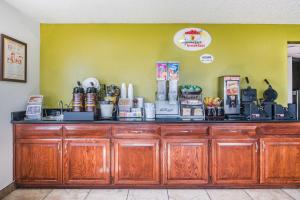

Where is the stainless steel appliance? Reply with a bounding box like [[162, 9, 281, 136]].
[[219, 76, 241, 115]]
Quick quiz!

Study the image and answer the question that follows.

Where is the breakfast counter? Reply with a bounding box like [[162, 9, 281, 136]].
[[11, 111, 300, 189], [11, 111, 300, 124]]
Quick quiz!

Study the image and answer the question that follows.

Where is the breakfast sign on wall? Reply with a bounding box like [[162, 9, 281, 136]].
[[173, 28, 213, 64]]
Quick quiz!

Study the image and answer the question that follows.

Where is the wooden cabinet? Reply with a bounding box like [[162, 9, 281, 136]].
[[15, 139, 62, 185], [13, 122, 300, 188], [212, 139, 258, 184], [113, 139, 160, 185], [260, 138, 300, 184], [63, 139, 110, 185], [162, 139, 208, 185]]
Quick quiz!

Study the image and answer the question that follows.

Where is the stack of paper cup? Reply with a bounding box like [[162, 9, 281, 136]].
[[121, 83, 127, 99], [128, 83, 134, 99]]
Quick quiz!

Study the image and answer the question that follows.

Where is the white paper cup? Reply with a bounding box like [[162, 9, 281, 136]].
[[144, 103, 155, 119]]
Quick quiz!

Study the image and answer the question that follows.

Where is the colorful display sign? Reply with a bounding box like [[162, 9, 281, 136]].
[[156, 62, 168, 80], [167, 62, 179, 80], [173, 28, 212, 51], [156, 61, 180, 81]]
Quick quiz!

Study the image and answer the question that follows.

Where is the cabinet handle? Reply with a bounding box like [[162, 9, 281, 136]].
[[130, 130, 144, 134], [228, 130, 239, 133], [262, 141, 266, 151], [179, 130, 191, 133], [64, 143, 68, 153], [255, 142, 258, 152]]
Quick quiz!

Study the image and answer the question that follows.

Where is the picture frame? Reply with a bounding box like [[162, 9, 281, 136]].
[[0, 34, 27, 82]]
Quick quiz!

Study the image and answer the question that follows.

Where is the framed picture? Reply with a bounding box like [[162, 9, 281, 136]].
[[0, 34, 27, 82]]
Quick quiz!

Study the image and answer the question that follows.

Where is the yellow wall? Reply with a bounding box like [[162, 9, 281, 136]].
[[40, 24, 300, 107]]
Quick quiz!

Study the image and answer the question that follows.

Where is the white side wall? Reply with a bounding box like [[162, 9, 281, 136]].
[[0, 1, 40, 190], [288, 56, 293, 103]]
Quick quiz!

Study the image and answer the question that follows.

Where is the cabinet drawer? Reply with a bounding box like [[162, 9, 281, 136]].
[[63, 125, 111, 138], [15, 124, 62, 139], [161, 125, 209, 138], [112, 125, 160, 138], [211, 125, 257, 137], [258, 124, 300, 135]]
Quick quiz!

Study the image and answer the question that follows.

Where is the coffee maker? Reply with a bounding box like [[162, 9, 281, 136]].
[[219, 76, 241, 119]]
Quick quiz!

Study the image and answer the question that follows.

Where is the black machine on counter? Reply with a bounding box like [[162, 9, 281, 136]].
[[240, 78, 296, 120], [241, 77, 273, 120], [273, 104, 296, 120]]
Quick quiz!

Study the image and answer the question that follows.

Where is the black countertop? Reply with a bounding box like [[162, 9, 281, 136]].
[[11, 120, 300, 124], [11, 111, 300, 124]]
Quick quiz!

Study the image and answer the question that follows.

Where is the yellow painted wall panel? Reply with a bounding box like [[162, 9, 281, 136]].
[[40, 24, 300, 107]]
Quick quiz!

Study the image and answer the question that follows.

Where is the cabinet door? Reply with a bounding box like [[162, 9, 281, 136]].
[[212, 139, 258, 184], [163, 139, 208, 185], [63, 139, 110, 185], [113, 139, 160, 185], [15, 139, 62, 185], [260, 138, 300, 184]]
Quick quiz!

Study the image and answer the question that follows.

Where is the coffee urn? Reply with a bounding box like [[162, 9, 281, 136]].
[[85, 82, 98, 114], [72, 81, 85, 112]]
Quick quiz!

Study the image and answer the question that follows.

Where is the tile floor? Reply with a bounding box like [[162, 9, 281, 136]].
[[2, 188, 300, 200]]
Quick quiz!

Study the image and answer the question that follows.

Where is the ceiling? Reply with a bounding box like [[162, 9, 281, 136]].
[[4, 0, 300, 24]]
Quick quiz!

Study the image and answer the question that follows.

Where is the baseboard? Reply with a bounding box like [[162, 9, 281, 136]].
[[0, 182, 16, 199]]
